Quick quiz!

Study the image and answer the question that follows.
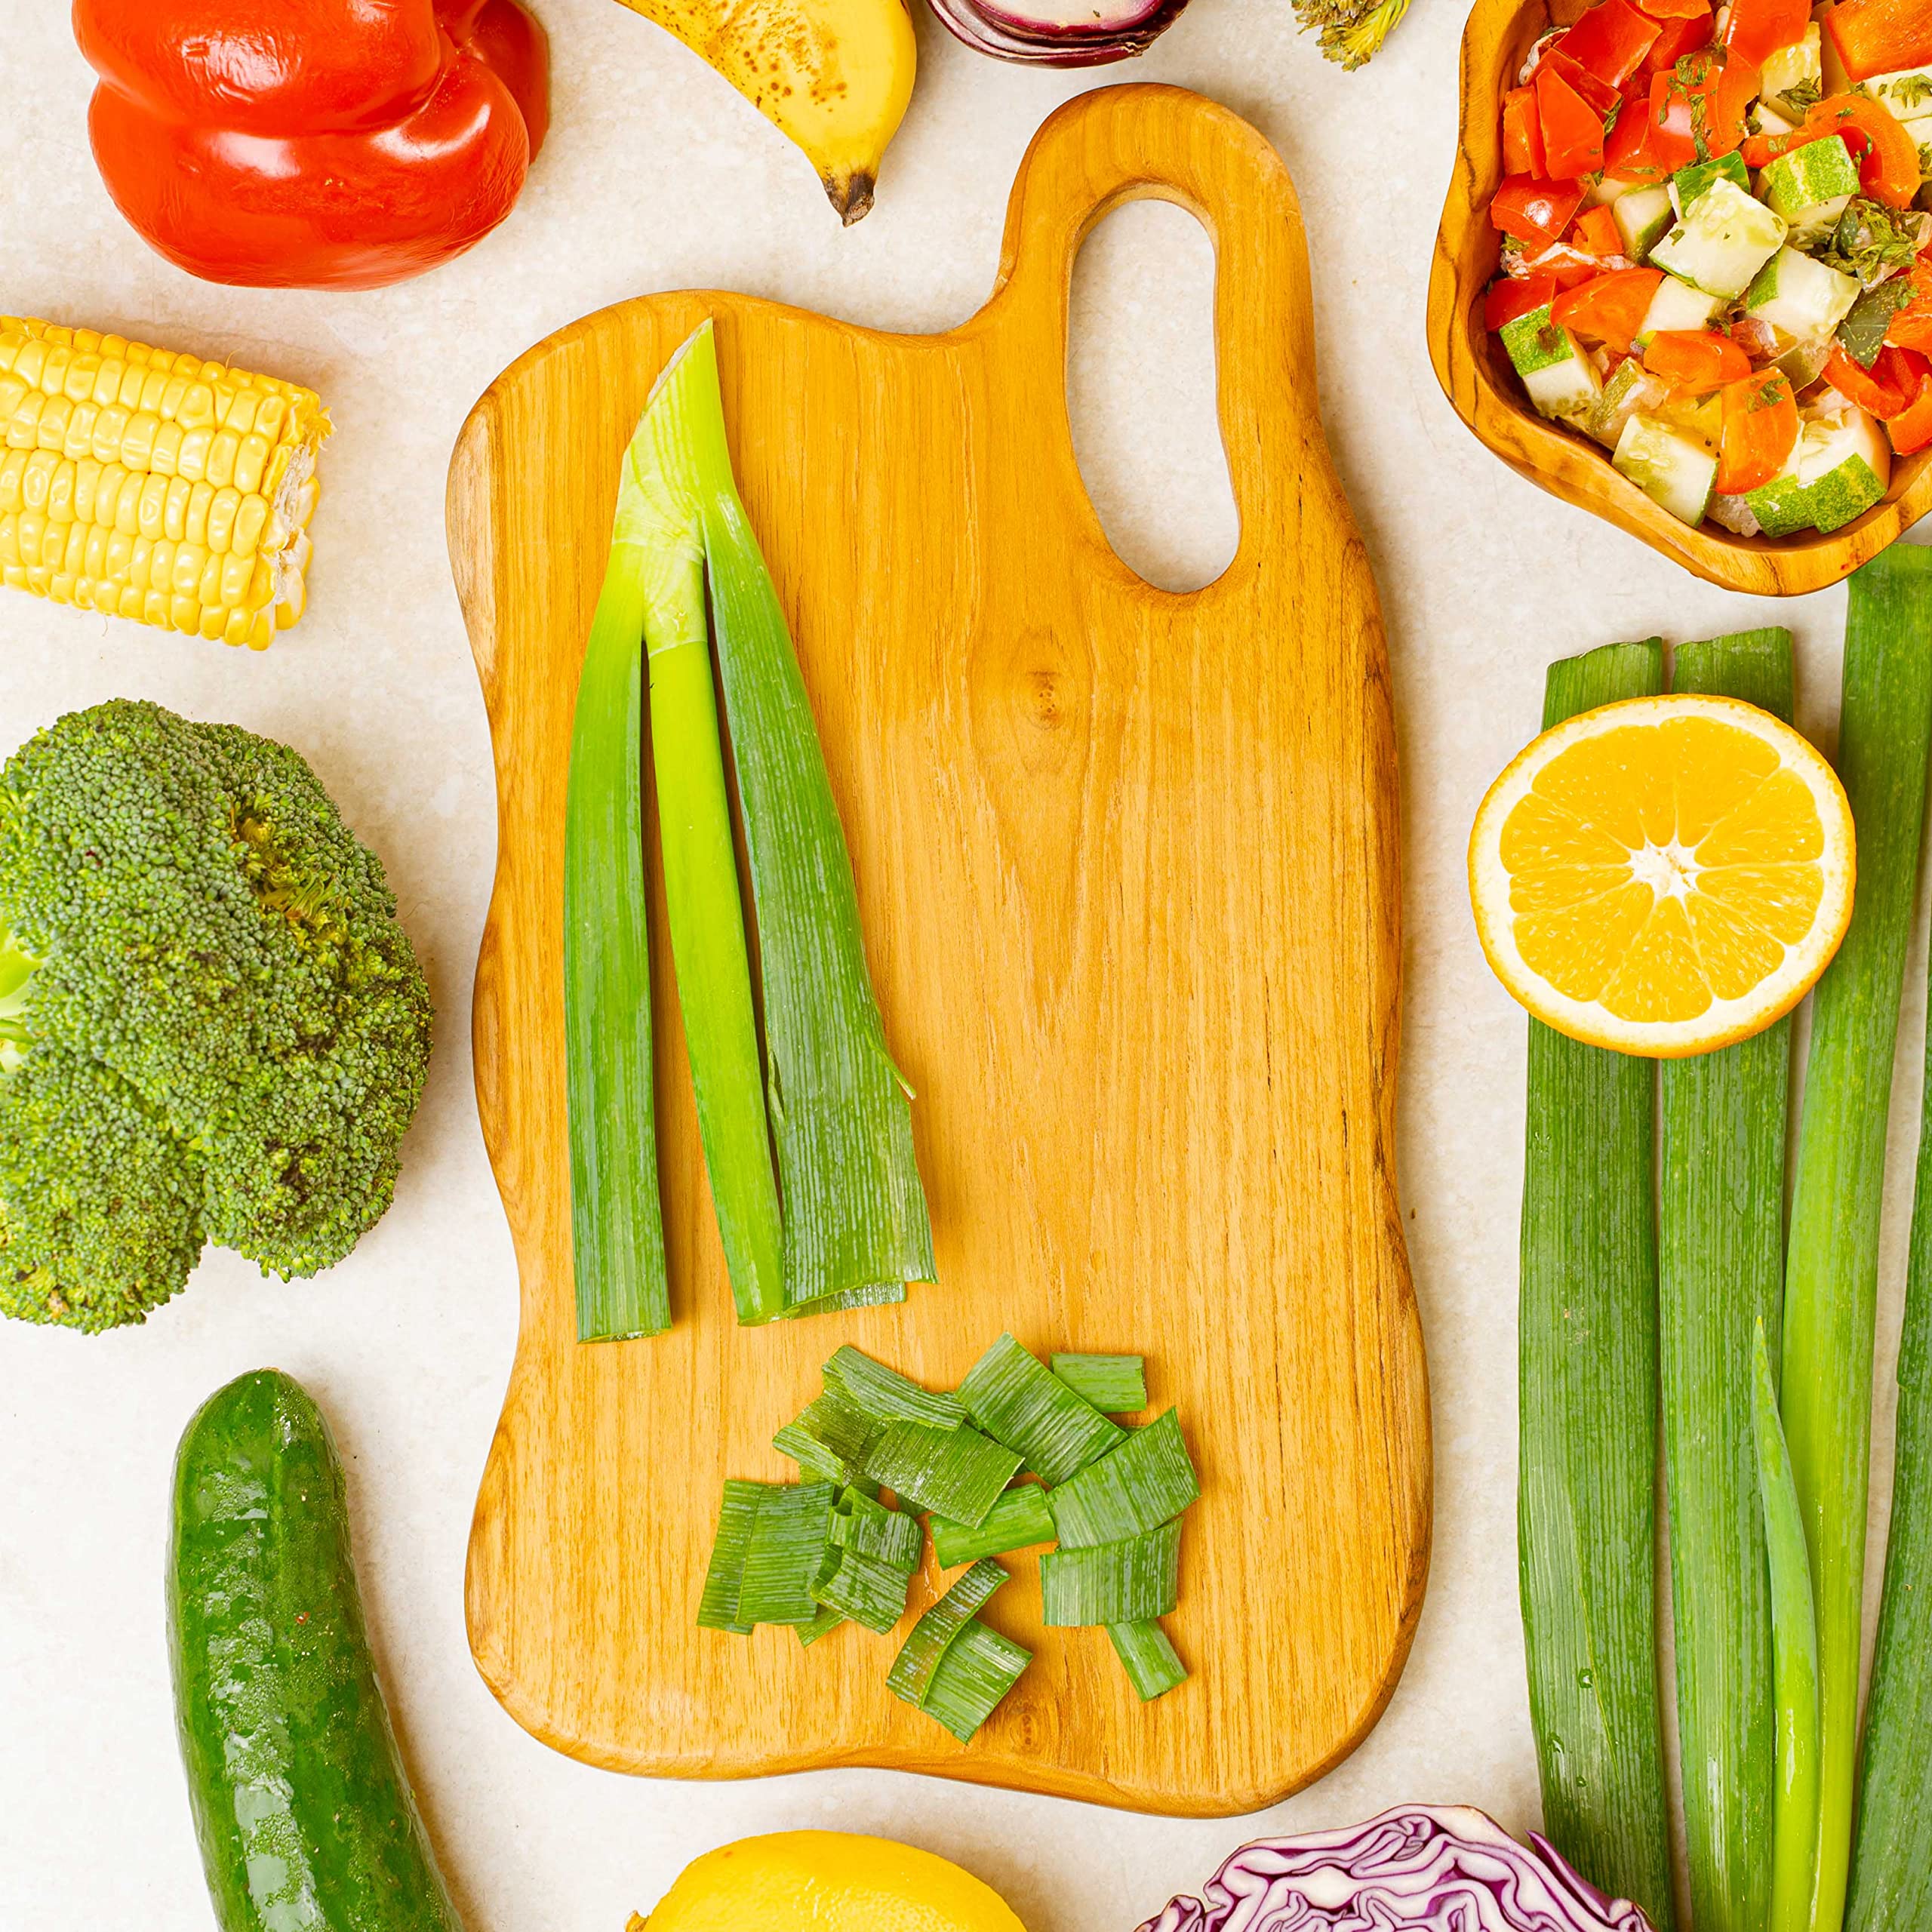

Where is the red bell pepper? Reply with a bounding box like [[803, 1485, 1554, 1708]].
[[1642, 7, 1717, 71], [1826, 344, 1924, 418], [1503, 85, 1549, 177], [1889, 377, 1932, 456], [1554, 268, 1666, 350], [1543, 48, 1624, 116], [1649, 48, 1755, 167], [1744, 97, 1923, 207], [1887, 265, 1932, 355], [1644, 329, 1755, 391], [1722, 0, 1809, 67], [74, 0, 549, 291], [1558, 0, 1663, 86], [1824, 0, 1932, 83], [1571, 205, 1625, 257], [1491, 176, 1589, 248], [1715, 370, 1799, 493], [1604, 90, 1675, 180], [1632, 0, 1710, 18], [1537, 63, 1609, 178], [1487, 275, 1561, 329]]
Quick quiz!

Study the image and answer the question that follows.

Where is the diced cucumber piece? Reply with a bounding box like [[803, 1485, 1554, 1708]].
[[1588, 357, 1672, 451], [1587, 175, 1640, 208], [1760, 25, 1823, 115], [1635, 274, 1725, 343], [1613, 413, 1719, 527], [1673, 152, 1751, 213], [1745, 405, 1893, 536], [1615, 183, 1676, 263], [1745, 246, 1860, 340], [1651, 179, 1789, 298], [1752, 101, 1801, 139], [1499, 305, 1604, 423], [1760, 135, 1860, 248], [1862, 66, 1932, 125]]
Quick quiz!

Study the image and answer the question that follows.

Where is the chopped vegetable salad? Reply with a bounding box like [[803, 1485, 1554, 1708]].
[[1484, 0, 1932, 537]]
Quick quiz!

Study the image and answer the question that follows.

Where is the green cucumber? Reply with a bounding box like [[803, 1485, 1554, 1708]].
[[169, 1370, 464, 1932]]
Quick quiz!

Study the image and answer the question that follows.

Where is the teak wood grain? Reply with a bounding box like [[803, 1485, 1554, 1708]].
[[449, 83, 1430, 1817], [1429, 0, 1932, 595]]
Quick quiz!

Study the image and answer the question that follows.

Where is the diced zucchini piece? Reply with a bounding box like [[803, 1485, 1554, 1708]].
[[1862, 65, 1932, 125], [1614, 183, 1676, 263], [1612, 413, 1719, 527], [1673, 152, 1750, 212], [1651, 179, 1789, 298], [1744, 405, 1892, 535], [1589, 358, 1672, 451], [1500, 305, 1604, 423], [1586, 174, 1639, 208], [1635, 274, 1725, 343], [1760, 135, 1860, 247], [1745, 246, 1860, 340], [1759, 25, 1823, 115]]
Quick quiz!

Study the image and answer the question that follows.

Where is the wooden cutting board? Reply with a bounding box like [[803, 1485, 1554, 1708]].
[[448, 82, 1429, 1818]]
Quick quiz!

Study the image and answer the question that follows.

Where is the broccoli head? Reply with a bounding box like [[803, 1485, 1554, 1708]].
[[0, 700, 433, 1331]]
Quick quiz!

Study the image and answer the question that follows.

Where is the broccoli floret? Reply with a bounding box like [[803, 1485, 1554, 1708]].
[[0, 700, 432, 1332]]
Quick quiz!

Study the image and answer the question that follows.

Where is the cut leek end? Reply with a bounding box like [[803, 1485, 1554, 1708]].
[[1108, 1619, 1188, 1702]]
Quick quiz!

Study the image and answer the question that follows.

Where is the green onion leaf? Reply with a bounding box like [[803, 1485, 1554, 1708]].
[[677, 321, 937, 1312], [795, 1606, 844, 1647], [831, 1487, 924, 1571], [696, 1478, 769, 1632], [1659, 628, 1792, 1932], [563, 420, 670, 1343], [887, 1559, 1008, 1706], [958, 1334, 1125, 1483], [1783, 548, 1932, 1932], [1107, 1619, 1188, 1702], [736, 1480, 835, 1626], [812, 1544, 915, 1635], [861, 1420, 1023, 1528], [621, 337, 785, 1325], [1051, 1353, 1147, 1412], [931, 1484, 1054, 1567], [1519, 640, 1676, 1930], [918, 1620, 1031, 1742], [1752, 1321, 1821, 1932], [1045, 1410, 1198, 1549], [823, 1345, 966, 1429], [771, 1392, 878, 1487], [1041, 1519, 1182, 1626]]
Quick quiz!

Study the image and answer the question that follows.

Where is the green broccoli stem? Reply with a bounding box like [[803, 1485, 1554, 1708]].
[[0, 918, 40, 1063]]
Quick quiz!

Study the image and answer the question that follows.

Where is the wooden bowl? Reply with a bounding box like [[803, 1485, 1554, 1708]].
[[1427, 0, 1932, 595]]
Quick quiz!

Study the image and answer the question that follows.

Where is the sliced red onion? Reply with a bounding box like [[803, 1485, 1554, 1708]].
[[925, 0, 1189, 66], [1136, 1806, 1658, 1932]]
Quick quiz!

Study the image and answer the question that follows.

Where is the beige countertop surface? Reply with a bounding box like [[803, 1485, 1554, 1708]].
[[2, 2, 1922, 1927]]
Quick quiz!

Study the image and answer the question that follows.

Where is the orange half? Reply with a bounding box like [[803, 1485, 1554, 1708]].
[[1469, 694, 1856, 1057]]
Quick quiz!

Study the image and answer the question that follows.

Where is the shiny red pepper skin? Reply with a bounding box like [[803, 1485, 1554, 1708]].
[[74, 0, 549, 291]]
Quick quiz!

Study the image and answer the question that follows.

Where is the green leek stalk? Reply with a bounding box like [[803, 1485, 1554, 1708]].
[[1658, 629, 1792, 1932], [1845, 547, 1932, 1932], [1781, 547, 1932, 1932], [563, 480, 670, 1340], [623, 340, 784, 1324], [1753, 1322, 1821, 1932], [675, 321, 937, 1309], [1518, 639, 1675, 1927]]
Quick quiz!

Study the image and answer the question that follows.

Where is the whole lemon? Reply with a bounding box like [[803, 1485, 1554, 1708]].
[[632, 1830, 1029, 1931]]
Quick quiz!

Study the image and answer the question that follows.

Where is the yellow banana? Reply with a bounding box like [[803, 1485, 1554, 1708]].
[[612, 0, 916, 222]]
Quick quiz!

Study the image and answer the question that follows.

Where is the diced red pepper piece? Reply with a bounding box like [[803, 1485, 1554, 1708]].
[[1603, 87, 1675, 180], [1715, 370, 1799, 493], [1644, 328, 1755, 392], [1890, 376, 1932, 456], [1632, 0, 1709, 19], [1826, 343, 1919, 418], [1722, 0, 1809, 68], [1571, 205, 1624, 256], [1553, 267, 1666, 351], [1824, 0, 1932, 85], [1648, 48, 1754, 167], [1886, 264, 1932, 355], [1503, 85, 1548, 177], [1544, 48, 1624, 116], [1538, 63, 1609, 178], [1558, 0, 1663, 85], [1641, 6, 1715, 70], [1490, 174, 1589, 248], [1487, 274, 1561, 330]]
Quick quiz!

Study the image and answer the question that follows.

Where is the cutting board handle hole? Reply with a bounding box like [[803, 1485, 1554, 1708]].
[[1066, 200, 1238, 595]]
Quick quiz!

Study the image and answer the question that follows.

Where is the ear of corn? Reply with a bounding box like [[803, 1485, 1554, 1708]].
[[0, 316, 327, 648]]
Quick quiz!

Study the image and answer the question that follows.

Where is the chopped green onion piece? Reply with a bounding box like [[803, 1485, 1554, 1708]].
[[1519, 641, 1676, 1931], [781, 1281, 909, 1320], [958, 1334, 1124, 1483], [563, 405, 670, 1343], [623, 336, 784, 1326], [812, 1544, 915, 1635], [680, 321, 937, 1312], [1045, 1410, 1198, 1549], [887, 1559, 1008, 1706], [1108, 1619, 1188, 1702], [1660, 628, 1792, 1932], [1783, 549, 1932, 1932], [931, 1484, 1055, 1567], [1051, 1353, 1147, 1412], [795, 1606, 844, 1647], [918, 1620, 1031, 1742], [823, 1345, 966, 1429], [736, 1480, 835, 1626], [772, 1392, 877, 1484], [861, 1420, 1022, 1528], [771, 1423, 857, 1487], [696, 1478, 768, 1633], [1752, 1322, 1821, 1932], [1040, 1519, 1182, 1627], [831, 1487, 923, 1571]]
